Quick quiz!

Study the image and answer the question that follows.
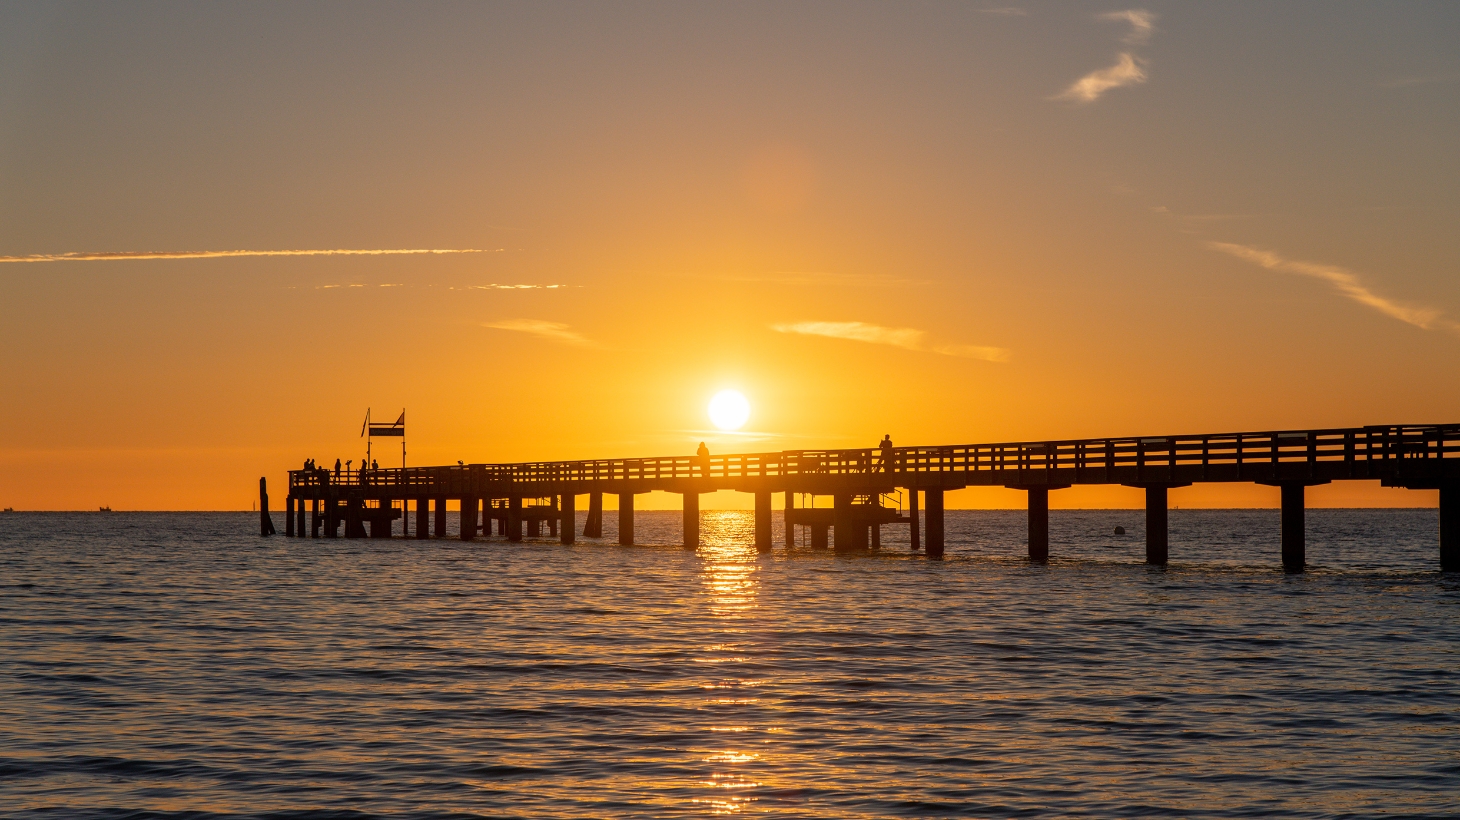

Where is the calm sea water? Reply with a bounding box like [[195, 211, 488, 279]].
[[1, 510, 1457, 818]]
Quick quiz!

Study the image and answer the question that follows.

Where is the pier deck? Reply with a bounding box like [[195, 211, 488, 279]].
[[273, 424, 1460, 572]]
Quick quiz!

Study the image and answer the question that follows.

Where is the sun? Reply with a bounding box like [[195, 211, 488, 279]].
[[708, 390, 751, 431]]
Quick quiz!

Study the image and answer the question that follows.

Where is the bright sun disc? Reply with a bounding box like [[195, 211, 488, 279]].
[[708, 390, 750, 431]]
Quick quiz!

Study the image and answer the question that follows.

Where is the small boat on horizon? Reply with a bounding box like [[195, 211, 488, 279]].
[[2, 507, 12, 513], [99, 506, 112, 512]]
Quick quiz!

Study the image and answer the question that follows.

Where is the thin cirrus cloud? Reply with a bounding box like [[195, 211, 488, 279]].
[[483, 319, 594, 347], [1207, 242, 1457, 334], [1056, 9, 1154, 103], [771, 321, 1010, 363], [0, 248, 496, 264]]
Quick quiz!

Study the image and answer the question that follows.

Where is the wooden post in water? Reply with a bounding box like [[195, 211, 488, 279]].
[[285, 495, 295, 537], [296, 498, 305, 539], [1442, 481, 1460, 572], [584, 492, 603, 537], [560, 492, 576, 545], [784, 490, 795, 549], [1281, 483, 1305, 573], [1027, 487, 1049, 562], [811, 523, 829, 550], [833, 494, 865, 553], [1145, 485, 1168, 565], [925, 488, 944, 558], [433, 497, 446, 538], [508, 497, 523, 542], [415, 498, 428, 540], [682, 491, 699, 549], [460, 496, 478, 542], [754, 491, 772, 553], [259, 478, 276, 537], [311, 498, 321, 538], [908, 488, 920, 551], [618, 493, 634, 545]]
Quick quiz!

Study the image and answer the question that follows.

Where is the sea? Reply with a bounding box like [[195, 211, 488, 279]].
[[1, 509, 1456, 818]]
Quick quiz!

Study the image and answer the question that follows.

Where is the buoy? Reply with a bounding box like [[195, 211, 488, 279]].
[[1114, 526, 1125, 535]]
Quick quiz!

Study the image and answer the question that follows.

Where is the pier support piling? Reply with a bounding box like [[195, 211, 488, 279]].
[[1145, 486, 1168, 565], [755, 491, 772, 553], [811, 523, 829, 550], [585, 492, 603, 538], [415, 498, 428, 540], [925, 488, 944, 558], [619, 493, 635, 545], [1443, 482, 1460, 572], [1281, 483, 1305, 573], [682, 492, 699, 549], [259, 478, 276, 537], [460, 496, 478, 542], [1027, 487, 1049, 562], [508, 497, 523, 542], [833, 494, 866, 553], [285, 495, 295, 537], [296, 498, 305, 539], [909, 489, 920, 551], [560, 493, 576, 545], [433, 497, 446, 538], [784, 491, 795, 548], [311, 499, 321, 538]]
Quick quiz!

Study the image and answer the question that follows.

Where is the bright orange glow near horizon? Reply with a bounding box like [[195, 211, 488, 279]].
[[0, 5, 1455, 510]]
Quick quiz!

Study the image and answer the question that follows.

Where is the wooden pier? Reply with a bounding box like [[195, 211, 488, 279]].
[[274, 424, 1460, 572]]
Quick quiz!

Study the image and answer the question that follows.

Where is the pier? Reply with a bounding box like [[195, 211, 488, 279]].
[[274, 424, 1460, 572]]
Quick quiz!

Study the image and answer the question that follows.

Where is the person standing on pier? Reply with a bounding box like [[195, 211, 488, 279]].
[[879, 435, 894, 473], [696, 442, 710, 477], [334, 458, 341, 480]]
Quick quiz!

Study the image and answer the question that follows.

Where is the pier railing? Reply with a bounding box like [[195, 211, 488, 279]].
[[289, 424, 1459, 492]]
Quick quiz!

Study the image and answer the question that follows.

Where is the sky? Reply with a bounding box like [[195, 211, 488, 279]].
[[1, 1, 1457, 510]]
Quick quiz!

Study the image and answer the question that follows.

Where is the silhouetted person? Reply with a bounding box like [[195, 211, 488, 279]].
[[696, 442, 710, 477], [334, 458, 342, 479], [879, 434, 894, 472], [371, 459, 378, 472]]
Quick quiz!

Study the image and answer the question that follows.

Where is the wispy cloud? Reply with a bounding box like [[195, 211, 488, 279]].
[[483, 319, 593, 346], [979, 6, 1027, 15], [712, 271, 927, 287], [1057, 52, 1146, 102], [1056, 9, 1155, 103], [1207, 242, 1456, 333], [771, 321, 1010, 362], [465, 283, 568, 290], [1101, 9, 1155, 44], [0, 248, 497, 264]]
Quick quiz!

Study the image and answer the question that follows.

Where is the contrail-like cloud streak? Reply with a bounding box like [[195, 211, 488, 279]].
[[1208, 241, 1455, 333], [772, 321, 1010, 362], [0, 248, 497, 263], [483, 319, 594, 347]]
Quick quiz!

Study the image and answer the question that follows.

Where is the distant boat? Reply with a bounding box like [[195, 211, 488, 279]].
[[99, 506, 112, 512], [2, 508, 12, 513]]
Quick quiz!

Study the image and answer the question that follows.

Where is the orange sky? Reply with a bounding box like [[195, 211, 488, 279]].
[[1, 3, 1456, 510]]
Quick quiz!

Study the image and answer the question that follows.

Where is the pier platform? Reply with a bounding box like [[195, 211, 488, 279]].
[[271, 424, 1460, 572]]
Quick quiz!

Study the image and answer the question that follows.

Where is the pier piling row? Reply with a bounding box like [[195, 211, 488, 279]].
[[279, 424, 1460, 572]]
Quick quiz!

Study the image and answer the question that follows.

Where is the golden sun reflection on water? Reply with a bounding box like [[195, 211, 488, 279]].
[[691, 511, 764, 814]]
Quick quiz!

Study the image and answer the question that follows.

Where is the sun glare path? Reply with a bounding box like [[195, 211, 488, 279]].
[[708, 390, 751, 431]]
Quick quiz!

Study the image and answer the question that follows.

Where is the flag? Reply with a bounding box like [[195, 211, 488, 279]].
[[360, 408, 369, 437], [368, 409, 406, 437]]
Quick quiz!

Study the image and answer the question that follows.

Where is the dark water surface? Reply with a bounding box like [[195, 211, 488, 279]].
[[1, 510, 1457, 818]]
